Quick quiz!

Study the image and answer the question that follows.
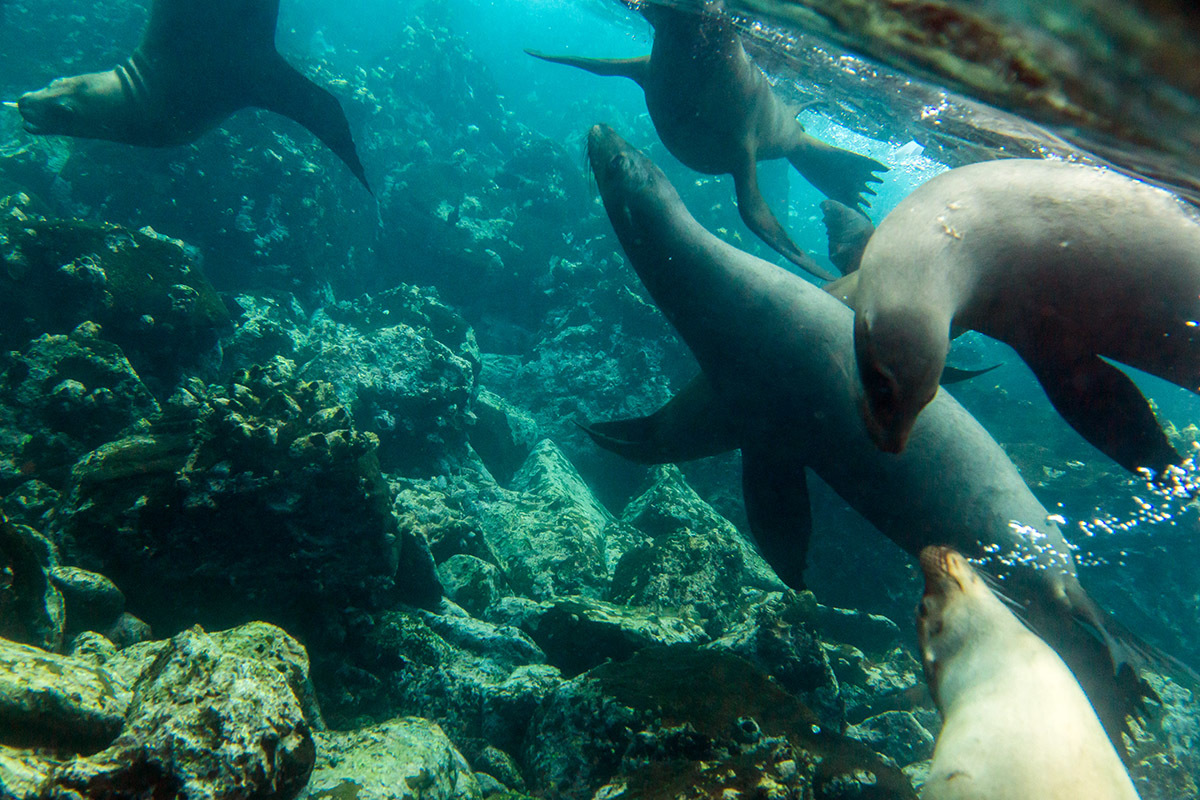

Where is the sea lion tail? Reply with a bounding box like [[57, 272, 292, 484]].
[[255, 55, 372, 193], [1059, 582, 1200, 757], [819, 199, 874, 275]]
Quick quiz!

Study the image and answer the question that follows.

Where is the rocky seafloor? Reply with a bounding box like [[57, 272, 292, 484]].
[[1, 3, 1199, 799]]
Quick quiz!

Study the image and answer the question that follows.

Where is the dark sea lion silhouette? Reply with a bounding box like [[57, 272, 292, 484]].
[[528, 1, 886, 281], [581, 123, 1164, 752], [850, 159, 1200, 475], [16, 0, 370, 191]]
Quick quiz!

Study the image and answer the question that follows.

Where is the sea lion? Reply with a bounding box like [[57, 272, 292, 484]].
[[528, 1, 886, 281], [849, 158, 1200, 472], [581, 123, 1160, 752], [917, 546, 1141, 800], [16, 0, 370, 191], [819, 201, 999, 386]]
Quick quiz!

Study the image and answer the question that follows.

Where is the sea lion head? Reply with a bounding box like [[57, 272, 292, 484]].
[[853, 304, 947, 453], [18, 72, 124, 138], [587, 123, 681, 248], [916, 545, 989, 702]]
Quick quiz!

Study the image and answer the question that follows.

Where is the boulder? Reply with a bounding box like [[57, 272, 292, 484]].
[[525, 645, 915, 799], [302, 718, 481, 800], [0, 514, 63, 651]]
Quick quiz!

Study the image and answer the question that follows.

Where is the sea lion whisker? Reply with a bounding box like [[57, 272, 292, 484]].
[[1, 101, 17, 109]]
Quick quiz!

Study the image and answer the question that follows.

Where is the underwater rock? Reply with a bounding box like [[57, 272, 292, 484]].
[[326, 604, 559, 770], [469, 388, 540, 486], [481, 440, 643, 601], [438, 554, 509, 617], [525, 645, 915, 799], [0, 513, 63, 652], [609, 466, 785, 634], [845, 711, 935, 770], [488, 595, 708, 678], [1, 478, 60, 532], [49, 565, 124, 638], [298, 285, 481, 476], [0, 322, 160, 492], [0, 635, 129, 754], [52, 361, 440, 643], [708, 590, 843, 731], [0, 217, 228, 390], [302, 718, 481, 800], [226, 285, 481, 477], [43, 624, 315, 800]]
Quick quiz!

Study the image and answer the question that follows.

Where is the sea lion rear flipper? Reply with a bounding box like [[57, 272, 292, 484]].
[[254, 55, 371, 192], [580, 373, 739, 464], [1030, 353, 1180, 475], [742, 446, 811, 591], [940, 363, 1001, 385], [524, 51, 650, 85], [788, 133, 887, 211], [820, 199, 874, 275], [733, 155, 835, 281]]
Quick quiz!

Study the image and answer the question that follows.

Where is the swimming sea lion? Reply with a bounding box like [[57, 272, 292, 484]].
[[581, 123, 1159, 751], [16, 0, 370, 191], [917, 546, 1141, 800], [850, 159, 1200, 472], [528, 1, 886, 281]]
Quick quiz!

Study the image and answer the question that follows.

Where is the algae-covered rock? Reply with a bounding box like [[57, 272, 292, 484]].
[[709, 590, 843, 730], [438, 554, 509, 617], [44, 624, 315, 800], [482, 440, 642, 600], [470, 389, 539, 485], [226, 285, 482, 477], [53, 360, 440, 641], [609, 466, 785, 633], [0, 323, 160, 492], [329, 605, 557, 761], [0, 635, 130, 753], [488, 595, 707, 678], [0, 218, 227, 388], [298, 285, 481, 476], [526, 645, 915, 799], [0, 513, 63, 652], [49, 565, 124, 638], [846, 711, 935, 770], [302, 718, 481, 800]]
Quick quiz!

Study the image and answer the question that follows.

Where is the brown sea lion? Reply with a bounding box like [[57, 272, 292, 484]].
[[528, 1, 886, 281], [16, 0, 370, 191], [850, 158, 1200, 473], [580, 123, 1163, 752], [917, 546, 1141, 800]]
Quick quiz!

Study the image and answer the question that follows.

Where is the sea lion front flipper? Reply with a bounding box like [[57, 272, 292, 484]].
[[254, 55, 371, 192], [1030, 353, 1181, 475], [741, 446, 811, 591], [524, 51, 650, 85], [787, 133, 887, 211], [732, 155, 835, 281], [581, 373, 739, 464], [940, 363, 1001, 385]]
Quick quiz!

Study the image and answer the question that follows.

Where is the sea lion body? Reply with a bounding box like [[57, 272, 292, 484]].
[[853, 159, 1200, 471], [583, 124, 1153, 750], [528, 2, 886, 280], [17, 0, 370, 190], [917, 546, 1140, 800]]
